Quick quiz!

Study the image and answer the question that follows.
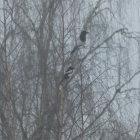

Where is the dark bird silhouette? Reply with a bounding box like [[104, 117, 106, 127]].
[[64, 66, 74, 79], [71, 31, 88, 55]]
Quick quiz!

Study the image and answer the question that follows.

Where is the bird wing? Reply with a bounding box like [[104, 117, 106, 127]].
[[65, 69, 73, 75], [71, 39, 85, 55], [76, 39, 85, 47]]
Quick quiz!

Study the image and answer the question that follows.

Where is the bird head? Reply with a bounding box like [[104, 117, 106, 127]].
[[81, 30, 89, 35], [79, 30, 88, 42], [68, 66, 74, 70]]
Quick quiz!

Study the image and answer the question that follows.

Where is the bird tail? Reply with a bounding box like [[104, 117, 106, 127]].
[[71, 47, 77, 55]]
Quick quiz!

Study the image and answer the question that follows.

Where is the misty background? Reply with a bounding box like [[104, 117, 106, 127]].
[[0, 0, 140, 140]]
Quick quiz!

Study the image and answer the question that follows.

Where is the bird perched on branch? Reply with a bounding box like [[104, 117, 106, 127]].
[[64, 66, 74, 79], [71, 30, 88, 55]]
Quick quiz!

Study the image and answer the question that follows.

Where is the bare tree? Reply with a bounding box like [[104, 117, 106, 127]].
[[0, 0, 140, 140]]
